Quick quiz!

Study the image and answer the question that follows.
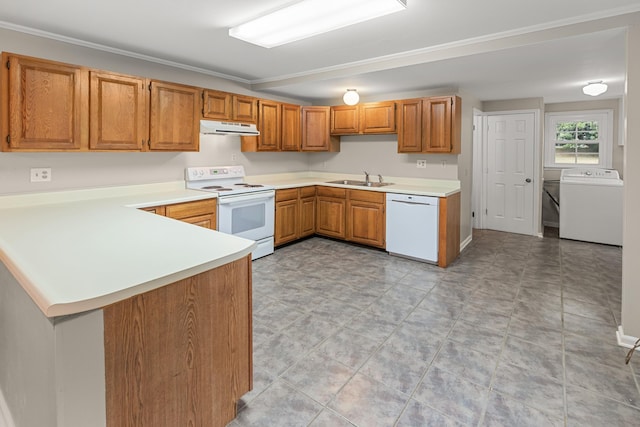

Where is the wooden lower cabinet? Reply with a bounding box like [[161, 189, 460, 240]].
[[346, 190, 385, 248], [142, 199, 217, 230], [298, 187, 316, 238], [438, 192, 461, 268], [275, 188, 299, 246], [315, 187, 385, 247], [316, 187, 347, 239], [273, 185, 460, 266], [104, 255, 252, 427], [274, 186, 316, 246]]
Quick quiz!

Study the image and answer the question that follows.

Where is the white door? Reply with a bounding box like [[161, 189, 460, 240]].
[[486, 113, 536, 235]]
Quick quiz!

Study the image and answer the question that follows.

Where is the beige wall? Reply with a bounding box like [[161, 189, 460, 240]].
[[622, 25, 640, 338]]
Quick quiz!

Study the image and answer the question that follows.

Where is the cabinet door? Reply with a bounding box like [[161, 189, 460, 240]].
[[149, 81, 200, 151], [233, 95, 258, 123], [299, 195, 316, 238], [316, 197, 346, 239], [275, 198, 299, 246], [90, 71, 147, 151], [347, 200, 385, 248], [256, 100, 281, 151], [4, 54, 86, 150], [281, 103, 301, 151], [361, 102, 396, 134], [397, 99, 423, 153], [330, 105, 359, 135], [202, 89, 232, 121], [302, 106, 339, 152], [423, 96, 452, 153], [164, 199, 217, 230]]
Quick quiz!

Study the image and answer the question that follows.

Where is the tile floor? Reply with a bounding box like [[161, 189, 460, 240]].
[[227, 229, 640, 426]]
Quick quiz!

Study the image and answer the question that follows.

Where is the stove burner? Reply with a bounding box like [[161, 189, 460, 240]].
[[202, 185, 224, 189], [216, 188, 233, 191]]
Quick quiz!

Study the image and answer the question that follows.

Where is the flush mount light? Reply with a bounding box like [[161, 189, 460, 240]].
[[229, 0, 407, 48], [343, 89, 360, 106], [582, 81, 608, 97]]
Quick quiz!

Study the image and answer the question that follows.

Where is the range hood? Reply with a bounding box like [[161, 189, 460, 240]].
[[200, 120, 259, 136]]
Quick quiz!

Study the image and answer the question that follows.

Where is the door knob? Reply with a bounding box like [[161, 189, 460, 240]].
[[525, 178, 532, 183]]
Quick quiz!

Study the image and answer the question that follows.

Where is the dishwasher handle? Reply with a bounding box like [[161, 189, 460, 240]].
[[389, 199, 436, 206]]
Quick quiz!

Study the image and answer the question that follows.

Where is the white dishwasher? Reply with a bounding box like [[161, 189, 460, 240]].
[[386, 193, 439, 263]]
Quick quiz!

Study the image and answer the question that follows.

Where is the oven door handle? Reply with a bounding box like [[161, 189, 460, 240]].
[[217, 192, 275, 205]]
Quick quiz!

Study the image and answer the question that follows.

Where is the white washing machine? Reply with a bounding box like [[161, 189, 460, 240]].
[[559, 168, 623, 246]]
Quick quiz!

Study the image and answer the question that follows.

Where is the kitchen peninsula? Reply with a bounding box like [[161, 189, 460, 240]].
[[0, 182, 255, 427]]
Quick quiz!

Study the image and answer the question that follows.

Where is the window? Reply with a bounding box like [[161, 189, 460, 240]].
[[544, 110, 613, 168]]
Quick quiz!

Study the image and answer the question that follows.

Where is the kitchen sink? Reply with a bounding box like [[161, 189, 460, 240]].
[[326, 180, 394, 187]]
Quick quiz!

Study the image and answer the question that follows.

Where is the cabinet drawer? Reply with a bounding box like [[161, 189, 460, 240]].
[[299, 186, 316, 198], [165, 199, 217, 219], [317, 186, 346, 198], [276, 188, 299, 202], [348, 189, 385, 204]]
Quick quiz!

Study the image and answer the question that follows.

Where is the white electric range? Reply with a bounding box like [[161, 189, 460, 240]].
[[185, 166, 275, 260]]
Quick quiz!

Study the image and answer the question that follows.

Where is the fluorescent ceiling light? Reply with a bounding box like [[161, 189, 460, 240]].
[[582, 81, 608, 96], [229, 0, 407, 48]]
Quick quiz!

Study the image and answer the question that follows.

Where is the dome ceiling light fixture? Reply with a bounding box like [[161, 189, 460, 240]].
[[343, 89, 360, 106], [229, 0, 407, 48], [582, 81, 608, 97]]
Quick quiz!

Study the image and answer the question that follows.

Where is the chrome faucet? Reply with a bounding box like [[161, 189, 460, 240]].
[[378, 174, 384, 183], [364, 170, 370, 184]]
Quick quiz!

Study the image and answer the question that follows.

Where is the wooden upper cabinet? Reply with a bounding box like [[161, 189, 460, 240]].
[[330, 105, 359, 135], [202, 90, 231, 120], [302, 106, 340, 152], [149, 81, 200, 151], [397, 98, 423, 153], [330, 102, 395, 135], [90, 71, 148, 151], [360, 101, 396, 134], [202, 89, 257, 124], [233, 95, 258, 123], [423, 96, 461, 154], [423, 97, 452, 153], [3, 53, 87, 151], [255, 99, 281, 151], [281, 103, 301, 151], [397, 96, 461, 154]]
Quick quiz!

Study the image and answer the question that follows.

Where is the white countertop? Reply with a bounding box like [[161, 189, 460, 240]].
[[246, 171, 461, 197], [0, 182, 255, 317]]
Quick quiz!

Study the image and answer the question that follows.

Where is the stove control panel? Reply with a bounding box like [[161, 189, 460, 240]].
[[186, 165, 245, 181]]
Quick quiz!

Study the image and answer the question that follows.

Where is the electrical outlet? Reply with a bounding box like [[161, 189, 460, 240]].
[[30, 168, 51, 182], [416, 160, 427, 169], [441, 160, 447, 167], [231, 153, 238, 162]]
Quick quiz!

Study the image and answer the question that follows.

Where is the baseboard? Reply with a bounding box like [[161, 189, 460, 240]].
[[616, 325, 640, 350], [0, 387, 15, 427], [460, 235, 473, 252]]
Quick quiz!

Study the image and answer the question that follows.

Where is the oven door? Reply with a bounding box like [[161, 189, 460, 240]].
[[217, 190, 275, 241]]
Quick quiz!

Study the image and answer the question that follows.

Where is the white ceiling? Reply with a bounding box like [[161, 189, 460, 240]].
[[1, 0, 640, 103]]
